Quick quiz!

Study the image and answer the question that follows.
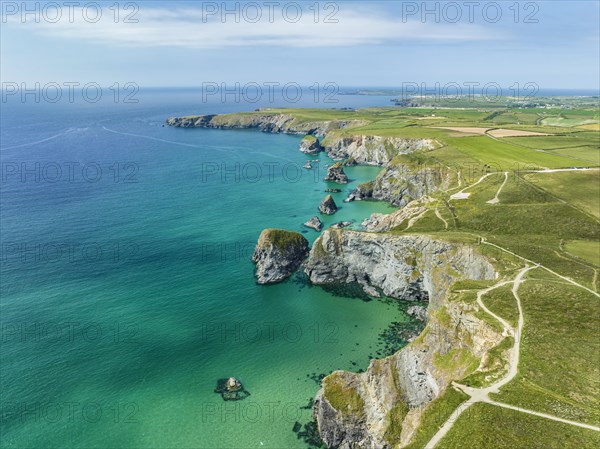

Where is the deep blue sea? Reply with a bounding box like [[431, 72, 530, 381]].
[[0, 90, 410, 448]]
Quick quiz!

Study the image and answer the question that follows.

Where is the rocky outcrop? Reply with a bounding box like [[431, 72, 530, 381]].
[[167, 114, 434, 167], [319, 195, 338, 215], [353, 182, 375, 201], [304, 216, 324, 232], [324, 162, 349, 184], [252, 229, 309, 284], [323, 136, 435, 166], [331, 221, 353, 229], [358, 161, 449, 207], [167, 113, 367, 137], [362, 202, 428, 233], [300, 135, 323, 154], [306, 230, 501, 449]]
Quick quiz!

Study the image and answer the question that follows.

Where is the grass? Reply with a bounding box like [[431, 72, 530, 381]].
[[462, 336, 514, 388], [433, 347, 480, 374], [552, 147, 600, 164], [491, 280, 600, 425], [480, 285, 519, 328], [322, 372, 365, 418], [383, 399, 409, 447], [524, 171, 600, 218], [443, 135, 593, 169], [437, 402, 600, 449], [261, 229, 308, 251], [186, 102, 600, 446], [403, 387, 470, 449], [564, 240, 600, 266]]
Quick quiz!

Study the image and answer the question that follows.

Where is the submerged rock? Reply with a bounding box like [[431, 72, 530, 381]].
[[324, 162, 349, 184], [299, 135, 323, 154], [325, 188, 342, 193], [214, 377, 250, 401], [330, 221, 353, 229], [344, 194, 356, 203], [252, 229, 309, 284], [304, 216, 324, 232], [319, 195, 338, 215]]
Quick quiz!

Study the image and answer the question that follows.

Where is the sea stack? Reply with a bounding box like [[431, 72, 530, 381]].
[[304, 216, 324, 231], [324, 162, 349, 184], [299, 135, 323, 154], [252, 229, 309, 284], [319, 195, 338, 215]]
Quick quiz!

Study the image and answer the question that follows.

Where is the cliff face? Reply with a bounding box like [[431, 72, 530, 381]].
[[367, 161, 448, 207], [166, 113, 366, 137], [324, 136, 435, 166], [306, 230, 502, 449], [252, 229, 309, 284]]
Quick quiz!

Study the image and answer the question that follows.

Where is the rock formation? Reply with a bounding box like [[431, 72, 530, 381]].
[[324, 135, 435, 166], [252, 229, 309, 284], [306, 229, 502, 449], [214, 377, 250, 401], [166, 113, 367, 137], [319, 195, 338, 215], [324, 162, 349, 184], [300, 135, 323, 154], [304, 216, 324, 232]]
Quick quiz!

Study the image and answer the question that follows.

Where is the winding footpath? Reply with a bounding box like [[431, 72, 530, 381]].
[[486, 172, 508, 204], [425, 264, 600, 448]]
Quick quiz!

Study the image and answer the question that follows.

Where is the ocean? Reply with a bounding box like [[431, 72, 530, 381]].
[[0, 89, 414, 448]]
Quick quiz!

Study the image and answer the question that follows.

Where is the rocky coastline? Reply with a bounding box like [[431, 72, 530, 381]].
[[170, 111, 501, 449]]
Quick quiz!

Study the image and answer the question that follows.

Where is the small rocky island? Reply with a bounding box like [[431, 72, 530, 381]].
[[299, 135, 323, 154], [319, 195, 338, 215], [324, 162, 349, 184], [252, 229, 309, 284], [214, 377, 250, 401], [303, 216, 324, 231]]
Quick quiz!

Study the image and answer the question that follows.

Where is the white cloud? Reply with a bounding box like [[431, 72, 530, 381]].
[[2, 4, 501, 48]]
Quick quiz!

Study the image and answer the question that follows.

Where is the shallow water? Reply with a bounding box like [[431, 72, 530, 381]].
[[1, 91, 413, 448]]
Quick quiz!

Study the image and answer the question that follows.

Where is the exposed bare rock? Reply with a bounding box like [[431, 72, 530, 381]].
[[305, 230, 501, 449], [251, 229, 309, 284], [300, 135, 323, 154], [319, 195, 338, 215], [303, 216, 324, 232], [324, 162, 349, 184], [324, 135, 435, 165]]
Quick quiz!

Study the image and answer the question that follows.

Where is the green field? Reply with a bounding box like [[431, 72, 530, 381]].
[[524, 170, 600, 218], [438, 402, 600, 449], [491, 281, 600, 425], [564, 240, 600, 266]]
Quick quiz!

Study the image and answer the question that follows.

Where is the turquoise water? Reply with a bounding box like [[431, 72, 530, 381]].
[[1, 92, 410, 448]]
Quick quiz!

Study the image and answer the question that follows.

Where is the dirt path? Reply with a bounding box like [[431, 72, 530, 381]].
[[487, 400, 600, 432], [404, 209, 428, 230], [486, 172, 509, 204], [434, 209, 449, 229], [449, 173, 495, 200], [425, 263, 599, 448], [425, 266, 532, 448], [482, 239, 600, 298]]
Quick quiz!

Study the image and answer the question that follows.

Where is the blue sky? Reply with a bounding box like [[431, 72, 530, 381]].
[[1, 1, 599, 88]]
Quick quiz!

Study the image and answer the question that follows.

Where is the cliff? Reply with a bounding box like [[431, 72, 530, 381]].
[[252, 229, 309, 284], [322, 135, 436, 166], [305, 229, 502, 449], [166, 113, 366, 137]]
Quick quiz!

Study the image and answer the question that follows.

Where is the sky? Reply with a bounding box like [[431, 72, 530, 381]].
[[1, 0, 599, 89]]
